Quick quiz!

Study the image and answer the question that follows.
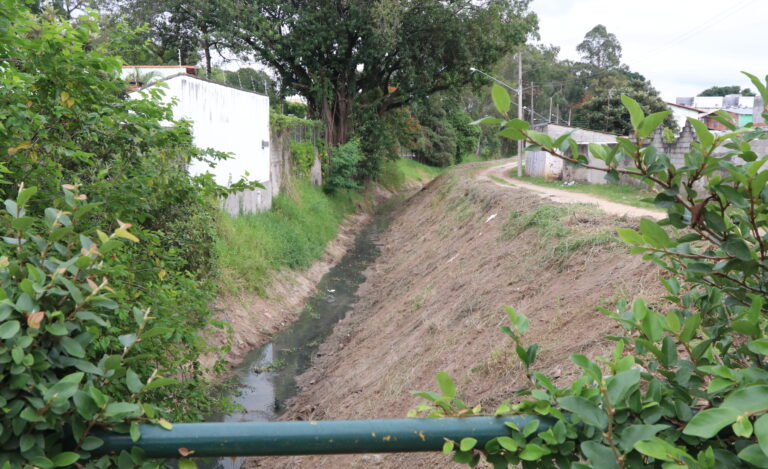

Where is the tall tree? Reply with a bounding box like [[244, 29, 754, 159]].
[[576, 24, 621, 70], [227, 0, 537, 149]]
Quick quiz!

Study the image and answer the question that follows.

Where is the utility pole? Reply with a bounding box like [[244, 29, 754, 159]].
[[549, 97, 553, 123], [517, 52, 523, 178]]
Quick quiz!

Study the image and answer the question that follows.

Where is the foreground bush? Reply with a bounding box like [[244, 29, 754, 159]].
[[416, 76, 768, 468]]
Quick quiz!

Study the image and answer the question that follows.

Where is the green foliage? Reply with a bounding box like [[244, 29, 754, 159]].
[[698, 85, 755, 97], [324, 140, 365, 193], [225, 0, 538, 180], [217, 181, 355, 296], [0, 4, 244, 466], [290, 141, 316, 176], [417, 75, 768, 468], [284, 101, 308, 119], [377, 158, 444, 190], [0, 185, 183, 468], [577, 24, 622, 70]]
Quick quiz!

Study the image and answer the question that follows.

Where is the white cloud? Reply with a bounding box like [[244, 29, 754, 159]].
[[530, 0, 768, 100]]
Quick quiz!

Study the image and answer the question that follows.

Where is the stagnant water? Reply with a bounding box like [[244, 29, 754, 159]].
[[202, 209, 393, 469]]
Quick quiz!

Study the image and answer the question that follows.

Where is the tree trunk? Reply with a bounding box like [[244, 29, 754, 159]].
[[320, 88, 353, 148]]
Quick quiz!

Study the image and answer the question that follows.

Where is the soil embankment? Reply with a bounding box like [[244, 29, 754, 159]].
[[248, 164, 664, 468]]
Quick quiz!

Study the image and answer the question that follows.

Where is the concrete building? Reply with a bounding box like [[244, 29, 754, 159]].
[[666, 102, 706, 130], [525, 124, 617, 183], [130, 72, 273, 214]]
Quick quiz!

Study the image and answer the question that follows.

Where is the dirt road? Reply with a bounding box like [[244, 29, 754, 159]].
[[479, 160, 664, 220]]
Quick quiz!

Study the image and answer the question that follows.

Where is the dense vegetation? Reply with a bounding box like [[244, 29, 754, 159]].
[[416, 77, 768, 468], [0, 3, 256, 467]]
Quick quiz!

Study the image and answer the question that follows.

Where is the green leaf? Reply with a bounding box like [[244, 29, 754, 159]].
[[11, 216, 35, 231], [16, 186, 38, 207], [634, 437, 682, 462], [733, 415, 753, 438], [178, 460, 197, 469], [103, 402, 142, 419], [497, 436, 517, 452], [52, 452, 80, 467], [0, 320, 20, 339], [130, 422, 141, 442], [126, 369, 143, 394], [522, 419, 539, 437], [505, 305, 529, 334], [460, 437, 477, 452], [492, 84, 511, 114], [581, 441, 618, 469], [60, 336, 86, 358], [738, 444, 768, 468], [621, 95, 644, 131], [442, 440, 454, 454], [519, 443, 551, 461], [143, 377, 180, 391], [607, 368, 641, 405], [80, 436, 104, 451], [436, 371, 456, 398], [616, 228, 644, 245], [44, 372, 83, 402], [722, 385, 768, 413], [639, 218, 673, 249], [638, 111, 671, 138], [618, 424, 669, 452], [571, 354, 602, 381], [557, 396, 608, 429], [683, 407, 741, 438], [722, 238, 752, 261], [754, 414, 768, 459], [688, 118, 715, 148]]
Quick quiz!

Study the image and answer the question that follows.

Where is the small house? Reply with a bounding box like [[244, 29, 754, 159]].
[[525, 124, 617, 184]]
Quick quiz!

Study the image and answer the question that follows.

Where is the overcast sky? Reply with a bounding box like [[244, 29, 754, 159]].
[[530, 0, 768, 101]]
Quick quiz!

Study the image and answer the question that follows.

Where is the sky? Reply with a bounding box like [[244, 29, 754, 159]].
[[530, 0, 768, 101]]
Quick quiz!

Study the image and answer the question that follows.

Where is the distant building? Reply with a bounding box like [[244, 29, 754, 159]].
[[525, 124, 617, 183], [130, 72, 273, 214], [666, 102, 706, 130], [675, 94, 764, 129]]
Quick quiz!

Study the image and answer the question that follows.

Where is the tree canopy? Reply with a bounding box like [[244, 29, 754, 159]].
[[576, 24, 622, 70], [226, 0, 537, 151], [698, 85, 755, 96]]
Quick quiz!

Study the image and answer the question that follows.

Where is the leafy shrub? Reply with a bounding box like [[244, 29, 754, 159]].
[[324, 140, 364, 193], [416, 78, 768, 468], [0, 185, 185, 468], [290, 141, 316, 176]]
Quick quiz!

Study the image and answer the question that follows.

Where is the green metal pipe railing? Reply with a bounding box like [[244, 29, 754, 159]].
[[96, 416, 553, 458]]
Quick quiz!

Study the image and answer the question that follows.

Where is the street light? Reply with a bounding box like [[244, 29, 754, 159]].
[[469, 67, 518, 94], [470, 64, 524, 177]]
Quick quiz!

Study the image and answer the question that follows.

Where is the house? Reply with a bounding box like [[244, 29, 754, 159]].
[[525, 124, 617, 184], [129, 71, 273, 214], [666, 102, 706, 130], [675, 94, 764, 129]]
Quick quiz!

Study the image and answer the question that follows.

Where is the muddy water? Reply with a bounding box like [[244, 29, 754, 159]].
[[203, 209, 392, 469]]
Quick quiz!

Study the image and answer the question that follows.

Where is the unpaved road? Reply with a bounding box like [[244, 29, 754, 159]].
[[480, 160, 664, 220]]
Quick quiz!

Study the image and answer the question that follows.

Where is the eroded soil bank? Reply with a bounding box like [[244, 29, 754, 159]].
[[247, 166, 664, 468]]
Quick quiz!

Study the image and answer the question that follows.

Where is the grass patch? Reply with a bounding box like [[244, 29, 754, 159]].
[[508, 172, 659, 210], [378, 158, 443, 189], [502, 203, 621, 269], [216, 180, 357, 296]]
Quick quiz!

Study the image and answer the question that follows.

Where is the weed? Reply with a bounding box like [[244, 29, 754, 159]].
[[217, 179, 358, 296], [546, 230, 620, 269], [378, 158, 443, 189]]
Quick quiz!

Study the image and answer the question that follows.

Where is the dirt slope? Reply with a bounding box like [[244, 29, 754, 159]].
[[247, 167, 663, 468]]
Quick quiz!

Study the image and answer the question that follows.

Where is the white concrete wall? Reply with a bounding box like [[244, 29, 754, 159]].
[[669, 105, 704, 130], [525, 124, 615, 182], [131, 74, 272, 214]]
